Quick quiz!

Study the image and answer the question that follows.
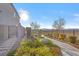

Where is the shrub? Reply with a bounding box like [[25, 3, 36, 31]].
[[69, 36, 77, 44], [33, 38, 44, 48], [14, 38, 61, 56], [33, 46, 53, 56], [15, 46, 30, 56], [20, 38, 44, 48], [44, 39, 54, 47], [76, 40, 79, 44], [58, 34, 66, 40], [41, 39, 58, 47], [53, 32, 59, 39], [7, 50, 16, 56], [50, 47, 62, 56], [15, 45, 53, 56]]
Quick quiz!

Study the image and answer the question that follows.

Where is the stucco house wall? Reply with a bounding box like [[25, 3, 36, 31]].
[[18, 23, 25, 39], [0, 3, 25, 41], [0, 3, 26, 55], [0, 4, 19, 26]]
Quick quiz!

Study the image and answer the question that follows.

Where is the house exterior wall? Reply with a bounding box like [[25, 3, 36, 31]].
[[8, 25, 18, 38], [0, 3, 25, 41], [0, 3, 19, 26], [0, 3, 19, 41], [0, 25, 8, 40], [3, 25, 8, 40], [18, 24, 25, 39], [0, 25, 4, 40], [0, 4, 26, 55]]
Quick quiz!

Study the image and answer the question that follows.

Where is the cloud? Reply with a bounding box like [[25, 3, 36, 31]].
[[73, 13, 79, 17], [73, 17, 79, 21], [72, 13, 79, 22], [65, 25, 79, 29], [18, 9, 29, 21], [39, 23, 52, 29], [59, 10, 64, 14]]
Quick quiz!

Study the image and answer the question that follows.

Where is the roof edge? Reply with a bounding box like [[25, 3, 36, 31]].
[[10, 3, 20, 19]]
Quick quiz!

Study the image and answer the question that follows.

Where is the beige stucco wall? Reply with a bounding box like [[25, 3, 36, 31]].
[[0, 25, 4, 40], [18, 24, 25, 39], [0, 3, 20, 41], [8, 25, 18, 38], [0, 3, 26, 43], [0, 25, 8, 40], [3, 25, 8, 40], [0, 3, 19, 26]]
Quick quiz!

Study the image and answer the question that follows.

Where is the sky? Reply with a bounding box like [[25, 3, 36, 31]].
[[13, 3, 79, 29]]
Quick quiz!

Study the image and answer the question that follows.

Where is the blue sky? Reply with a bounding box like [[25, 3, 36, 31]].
[[13, 3, 79, 29]]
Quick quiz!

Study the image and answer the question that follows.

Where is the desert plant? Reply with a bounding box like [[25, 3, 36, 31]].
[[33, 38, 44, 48], [15, 46, 31, 56], [33, 46, 53, 56], [53, 32, 59, 39], [50, 47, 62, 56], [41, 39, 58, 47], [20, 38, 44, 48], [7, 50, 16, 56], [52, 18, 65, 30], [69, 36, 77, 44], [14, 37, 62, 56], [15, 39, 53, 56], [58, 34, 66, 40], [15, 45, 53, 56]]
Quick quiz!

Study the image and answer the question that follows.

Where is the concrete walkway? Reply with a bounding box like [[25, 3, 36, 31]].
[[43, 35, 79, 56], [0, 37, 18, 56]]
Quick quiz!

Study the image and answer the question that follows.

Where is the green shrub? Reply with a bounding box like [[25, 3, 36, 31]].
[[15, 46, 30, 56], [69, 36, 77, 44], [33, 46, 53, 56], [53, 32, 59, 39], [14, 38, 61, 56], [59, 34, 66, 40], [20, 38, 44, 48], [44, 39, 54, 47], [50, 47, 62, 56], [41, 39, 58, 47], [15, 45, 53, 56], [7, 50, 16, 56], [33, 38, 44, 48]]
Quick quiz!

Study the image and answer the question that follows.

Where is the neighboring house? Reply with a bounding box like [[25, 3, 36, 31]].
[[0, 3, 25, 55]]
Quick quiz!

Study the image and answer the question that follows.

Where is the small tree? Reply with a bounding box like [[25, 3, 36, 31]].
[[52, 18, 65, 30], [30, 22, 40, 30], [52, 18, 65, 39], [30, 22, 40, 35]]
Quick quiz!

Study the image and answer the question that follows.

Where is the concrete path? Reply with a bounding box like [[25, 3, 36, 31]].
[[0, 37, 18, 56], [43, 35, 79, 56]]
